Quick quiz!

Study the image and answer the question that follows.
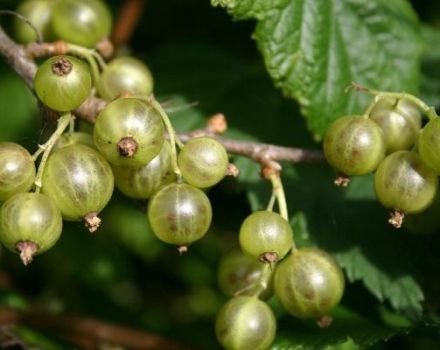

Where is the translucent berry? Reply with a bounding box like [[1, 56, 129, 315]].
[[274, 248, 345, 318], [323, 115, 386, 176], [215, 296, 276, 350]]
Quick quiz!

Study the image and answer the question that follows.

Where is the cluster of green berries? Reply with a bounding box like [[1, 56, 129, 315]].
[[324, 94, 440, 227], [0, 0, 231, 266], [3, 2, 348, 349], [215, 211, 344, 349]]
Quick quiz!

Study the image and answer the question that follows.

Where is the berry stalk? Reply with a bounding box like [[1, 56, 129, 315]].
[[33, 113, 72, 192]]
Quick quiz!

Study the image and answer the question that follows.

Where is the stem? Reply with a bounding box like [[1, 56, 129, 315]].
[[69, 115, 75, 135], [248, 263, 273, 298], [268, 173, 296, 251], [268, 174, 288, 221], [147, 97, 183, 179], [353, 83, 439, 121], [34, 113, 72, 192], [0, 10, 43, 44], [66, 44, 101, 84], [266, 192, 276, 212]]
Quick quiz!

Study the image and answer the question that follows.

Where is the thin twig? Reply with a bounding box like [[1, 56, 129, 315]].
[[111, 0, 146, 51], [0, 24, 325, 166], [0, 306, 196, 350]]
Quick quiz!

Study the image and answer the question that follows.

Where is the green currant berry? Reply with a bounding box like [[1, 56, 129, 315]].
[[0, 143, 36, 201], [215, 296, 276, 350], [374, 151, 438, 214], [239, 211, 293, 263], [41, 144, 114, 231], [323, 115, 386, 175], [218, 250, 273, 300], [94, 97, 165, 167], [0, 192, 62, 265], [51, 0, 112, 48], [55, 131, 96, 150], [418, 118, 440, 174], [147, 183, 212, 247], [274, 248, 345, 318], [34, 55, 92, 112], [178, 137, 228, 188], [98, 57, 154, 101], [14, 0, 54, 44], [113, 142, 175, 199], [369, 97, 421, 153]]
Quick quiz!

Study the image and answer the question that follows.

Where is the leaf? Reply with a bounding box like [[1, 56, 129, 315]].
[[269, 306, 401, 350], [212, 0, 423, 138], [420, 25, 440, 106]]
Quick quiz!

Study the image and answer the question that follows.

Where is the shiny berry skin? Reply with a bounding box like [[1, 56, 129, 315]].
[[34, 55, 92, 112], [274, 248, 345, 318], [369, 97, 421, 153], [0, 192, 62, 264], [147, 183, 212, 246], [323, 115, 386, 175], [51, 0, 112, 48], [14, 0, 53, 44], [0, 143, 36, 201], [215, 296, 276, 350], [178, 137, 228, 188], [218, 250, 273, 299], [98, 57, 154, 101], [418, 118, 440, 174], [374, 151, 438, 214], [239, 211, 293, 263], [55, 131, 96, 151], [94, 97, 165, 167], [113, 142, 175, 199], [41, 144, 114, 221]]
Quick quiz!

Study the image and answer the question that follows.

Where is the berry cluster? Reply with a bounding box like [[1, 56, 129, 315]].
[[324, 86, 440, 227], [215, 173, 344, 350], [0, 0, 231, 265], [2, 1, 347, 349]]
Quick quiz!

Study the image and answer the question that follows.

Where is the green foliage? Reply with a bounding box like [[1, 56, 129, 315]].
[[212, 0, 423, 138]]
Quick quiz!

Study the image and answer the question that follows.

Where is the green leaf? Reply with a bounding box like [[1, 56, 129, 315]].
[[420, 25, 440, 106], [212, 0, 422, 138], [270, 306, 401, 350]]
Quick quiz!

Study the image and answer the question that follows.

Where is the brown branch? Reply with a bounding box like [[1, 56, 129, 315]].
[[0, 306, 197, 350], [111, 0, 146, 51], [0, 24, 325, 166]]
